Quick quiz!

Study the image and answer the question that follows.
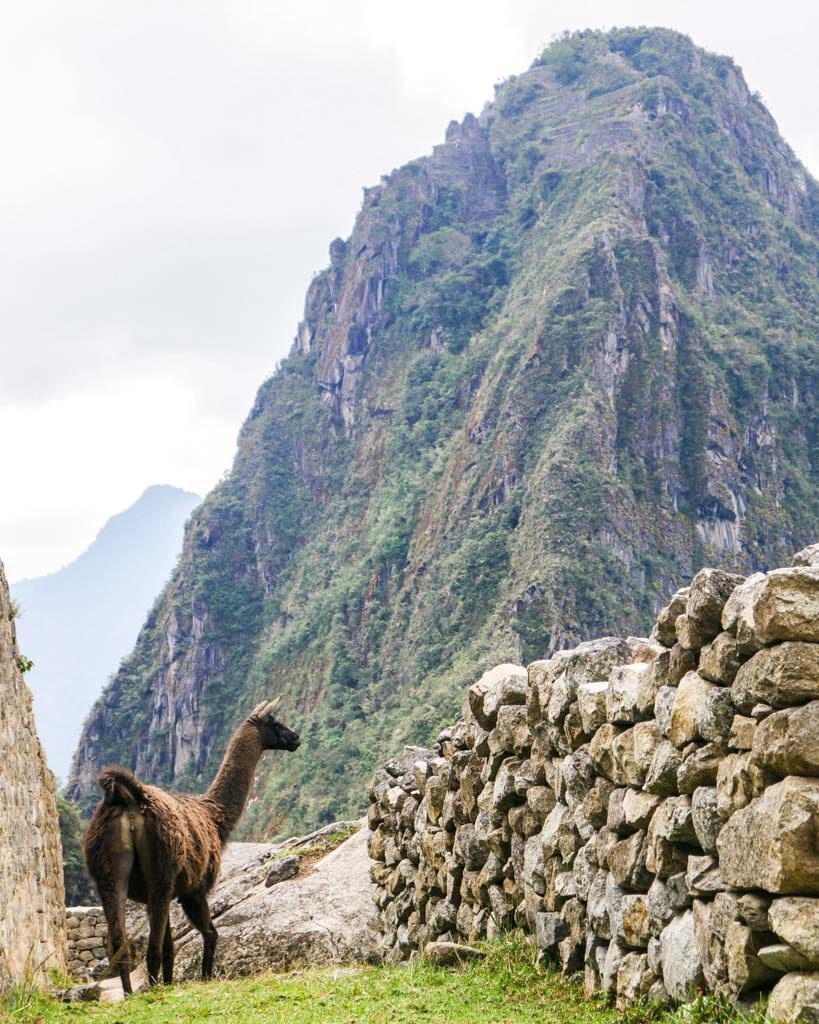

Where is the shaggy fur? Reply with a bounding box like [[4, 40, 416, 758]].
[[84, 701, 299, 992]]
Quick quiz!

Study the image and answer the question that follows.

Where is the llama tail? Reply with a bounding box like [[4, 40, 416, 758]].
[[97, 765, 147, 807]]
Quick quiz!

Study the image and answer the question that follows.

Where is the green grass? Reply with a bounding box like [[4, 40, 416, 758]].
[[2, 938, 769, 1024]]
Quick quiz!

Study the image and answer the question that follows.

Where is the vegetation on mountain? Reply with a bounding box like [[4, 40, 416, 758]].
[[70, 28, 818, 839], [56, 796, 95, 907]]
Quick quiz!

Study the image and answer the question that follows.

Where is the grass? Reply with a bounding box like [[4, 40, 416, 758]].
[[2, 937, 771, 1024]]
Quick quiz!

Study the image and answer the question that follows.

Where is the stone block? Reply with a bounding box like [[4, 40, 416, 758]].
[[768, 898, 819, 965], [686, 855, 726, 896], [577, 681, 608, 734], [608, 831, 647, 889], [676, 613, 708, 652], [469, 664, 527, 729], [606, 663, 655, 724], [768, 972, 819, 1024], [669, 644, 698, 684], [495, 704, 532, 756], [654, 686, 677, 737], [691, 786, 721, 853], [654, 589, 689, 648], [644, 740, 681, 796], [721, 572, 767, 652], [587, 869, 610, 940], [621, 896, 651, 949], [725, 921, 778, 995], [748, 568, 819, 645], [728, 715, 757, 751], [616, 951, 654, 1009], [668, 672, 716, 747], [687, 568, 745, 640], [752, 701, 819, 777], [717, 777, 819, 894], [716, 751, 773, 819], [732, 643, 819, 712], [660, 910, 705, 1002], [758, 944, 815, 973], [698, 631, 744, 685], [736, 892, 771, 931], [648, 878, 673, 937], [677, 743, 725, 793], [424, 941, 485, 966]]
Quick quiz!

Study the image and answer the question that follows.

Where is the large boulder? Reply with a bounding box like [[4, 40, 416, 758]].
[[751, 701, 819, 776], [732, 643, 819, 712], [717, 777, 819, 894]]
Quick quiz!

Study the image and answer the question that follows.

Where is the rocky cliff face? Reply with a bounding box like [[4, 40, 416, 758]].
[[0, 560, 66, 990], [70, 29, 818, 838]]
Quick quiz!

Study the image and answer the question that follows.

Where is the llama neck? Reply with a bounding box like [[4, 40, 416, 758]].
[[203, 722, 263, 843]]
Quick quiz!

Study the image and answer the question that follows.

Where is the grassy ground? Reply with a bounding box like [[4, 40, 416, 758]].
[[3, 938, 767, 1024]]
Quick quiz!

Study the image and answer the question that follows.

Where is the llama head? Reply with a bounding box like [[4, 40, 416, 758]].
[[248, 698, 300, 751]]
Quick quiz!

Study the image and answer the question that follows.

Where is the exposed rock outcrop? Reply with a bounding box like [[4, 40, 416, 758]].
[[0, 559, 66, 990]]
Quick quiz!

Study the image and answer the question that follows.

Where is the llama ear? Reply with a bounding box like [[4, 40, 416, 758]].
[[250, 697, 282, 721], [262, 696, 282, 718]]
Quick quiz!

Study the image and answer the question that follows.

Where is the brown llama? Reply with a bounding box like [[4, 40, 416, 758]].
[[84, 699, 299, 992]]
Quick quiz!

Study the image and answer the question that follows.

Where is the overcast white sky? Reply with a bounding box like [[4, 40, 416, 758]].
[[3, 0, 817, 581]]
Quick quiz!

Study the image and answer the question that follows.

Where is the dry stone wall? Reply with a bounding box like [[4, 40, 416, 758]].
[[65, 908, 107, 978], [0, 559, 66, 990], [368, 547, 819, 1020]]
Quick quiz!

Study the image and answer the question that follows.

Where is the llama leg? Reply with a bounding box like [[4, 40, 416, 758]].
[[179, 891, 218, 981], [145, 889, 172, 985], [162, 922, 175, 985], [95, 820, 135, 995], [99, 885, 132, 995]]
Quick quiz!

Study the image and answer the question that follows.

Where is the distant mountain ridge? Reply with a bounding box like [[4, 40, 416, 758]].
[[12, 485, 200, 781], [70, 28, 818, 837]]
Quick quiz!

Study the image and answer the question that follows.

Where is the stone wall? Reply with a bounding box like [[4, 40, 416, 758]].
[[367, 547, 819, 1019], [65, 908, 107, 978], [0, 558, 66, 990]]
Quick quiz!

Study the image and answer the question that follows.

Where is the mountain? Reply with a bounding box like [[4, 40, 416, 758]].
[[12, 485, 200, 781], [69, 29, 818, 836]]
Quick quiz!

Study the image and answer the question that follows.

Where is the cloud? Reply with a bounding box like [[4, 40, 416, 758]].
[[2, 0, 816, 579]]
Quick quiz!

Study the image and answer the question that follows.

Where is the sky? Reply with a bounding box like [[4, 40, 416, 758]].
[[2, 0, 817, 581]]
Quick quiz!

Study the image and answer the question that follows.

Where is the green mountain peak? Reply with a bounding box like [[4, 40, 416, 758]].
[[69, 27, 818, 837]]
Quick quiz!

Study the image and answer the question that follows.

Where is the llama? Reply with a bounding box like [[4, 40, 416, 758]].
[[84, 699, 299, 992]]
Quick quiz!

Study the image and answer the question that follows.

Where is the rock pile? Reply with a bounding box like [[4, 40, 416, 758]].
[[367, 550, 819, 1020]]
